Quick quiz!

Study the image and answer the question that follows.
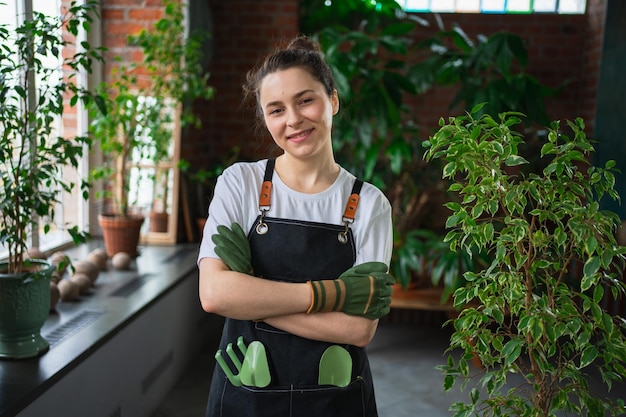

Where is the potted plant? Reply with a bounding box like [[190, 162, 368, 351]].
[[0, 1, 103, 359], [424, 106, 626, 416], [303, 1, 558, 299], [90, 0, 213, 256]]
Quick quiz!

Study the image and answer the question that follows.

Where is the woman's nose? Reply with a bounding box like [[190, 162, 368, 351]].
[[286, 108, 303, 127]]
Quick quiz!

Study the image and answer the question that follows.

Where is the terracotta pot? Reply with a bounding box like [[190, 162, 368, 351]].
[[149, 211, 169, 233], [98, 214, 145, 258]]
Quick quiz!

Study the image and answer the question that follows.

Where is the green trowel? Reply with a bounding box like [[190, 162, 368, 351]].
[[240, 340, 271, 388], [318, 345, 352, 387]]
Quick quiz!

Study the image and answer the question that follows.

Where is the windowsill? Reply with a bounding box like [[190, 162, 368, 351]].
[[0, 240, 202, 417]]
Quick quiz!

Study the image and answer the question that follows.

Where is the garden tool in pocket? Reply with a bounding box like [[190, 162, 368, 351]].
[[318, 345, 352, 387], [215, 336, 271, 388]]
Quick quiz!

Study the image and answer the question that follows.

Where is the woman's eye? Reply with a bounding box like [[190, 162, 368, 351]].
[[269, 108, 282, 115], [300, 98, 313, 105]]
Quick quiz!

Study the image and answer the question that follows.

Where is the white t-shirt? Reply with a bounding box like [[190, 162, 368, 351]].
[[197, 159, 393, 267]]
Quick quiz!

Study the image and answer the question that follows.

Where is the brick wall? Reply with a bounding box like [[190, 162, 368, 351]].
[[406, 11, 599, 139], [583, 0, 607, 136], [100, 0, 165, 88], [180, 0, 300, 170]]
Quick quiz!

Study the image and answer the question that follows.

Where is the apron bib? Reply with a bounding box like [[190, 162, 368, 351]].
[[205, 159, 378, 417]]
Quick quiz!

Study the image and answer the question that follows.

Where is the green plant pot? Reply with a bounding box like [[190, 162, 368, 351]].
[[0, 260, 53, 360]]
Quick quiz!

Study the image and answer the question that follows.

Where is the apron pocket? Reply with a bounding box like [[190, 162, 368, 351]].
[[219, 377, 367, 417]]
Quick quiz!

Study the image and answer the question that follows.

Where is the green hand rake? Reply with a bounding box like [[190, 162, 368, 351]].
[[215, 336, 271, 388]]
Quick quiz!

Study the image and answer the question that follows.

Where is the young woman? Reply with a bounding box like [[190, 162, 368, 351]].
[[197, 35, 394, 417]]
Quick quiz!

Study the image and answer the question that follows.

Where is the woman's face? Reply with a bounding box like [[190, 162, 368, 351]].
[[259, 67, 338, 161]]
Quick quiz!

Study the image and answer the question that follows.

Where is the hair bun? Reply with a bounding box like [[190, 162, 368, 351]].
[[286, 35, 322, 53]]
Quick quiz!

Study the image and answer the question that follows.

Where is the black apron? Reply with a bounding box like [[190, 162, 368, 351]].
[[205, 159, 378, 417]]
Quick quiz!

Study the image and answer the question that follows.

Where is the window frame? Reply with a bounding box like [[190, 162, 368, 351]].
[[395, 0, 587, 14]]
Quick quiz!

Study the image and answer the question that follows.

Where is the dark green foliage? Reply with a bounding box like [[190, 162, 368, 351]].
[[300, 1, 558, 290]]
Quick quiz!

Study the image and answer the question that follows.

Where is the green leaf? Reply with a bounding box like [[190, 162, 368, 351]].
[[580, 345, 598, 368], [593, 284, 604, 304], [504, 155, 528, 166], [502, 339, 523, 366], [470, 388, 480, 404], [443, 162, 457, 178], [541, 140, 556, 159], [582, 257, 600, 290], [580, 274, 596, 293], [446, 213, 463, 228]]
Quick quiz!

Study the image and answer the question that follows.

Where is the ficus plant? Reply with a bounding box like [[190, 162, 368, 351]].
[[0, 1, 104, 273], [424, 106, 626, 416]]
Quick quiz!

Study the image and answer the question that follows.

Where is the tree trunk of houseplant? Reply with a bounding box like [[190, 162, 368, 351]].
[[0, 260, 53, 360], [97, 138, 145, 257]]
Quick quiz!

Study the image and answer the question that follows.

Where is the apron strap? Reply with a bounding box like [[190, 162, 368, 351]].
[[342, 179, 363, 223], [257, 157, 364, 225], [338, 179, 363, 244], [259, 158, 276, 211]]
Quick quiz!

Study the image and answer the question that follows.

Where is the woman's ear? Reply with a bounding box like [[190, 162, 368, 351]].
[[331, 89, 339, 115]]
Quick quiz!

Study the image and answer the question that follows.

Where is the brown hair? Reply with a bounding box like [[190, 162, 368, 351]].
[[243, 35, 336, 127]]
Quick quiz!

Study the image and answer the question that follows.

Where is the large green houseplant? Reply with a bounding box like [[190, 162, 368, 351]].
[[90, 0, 213, 255], [302, 1, 556, 294], [302, 0, 450, 291], [424, 107, 626, 416], [0, 1, 102, 359]]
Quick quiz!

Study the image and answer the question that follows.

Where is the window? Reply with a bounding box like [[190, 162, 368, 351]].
[[396, 0, 586, 13], [0, 0, 92, 259]]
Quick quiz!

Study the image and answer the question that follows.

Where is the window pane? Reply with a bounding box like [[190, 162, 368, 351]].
[[33, 0, 58, 17], [404, 0, 430, 11], [559, 0, 586, 13], [481, 0, 506, 12], [507, 0, 532, 13], [430, 0, 455, 12], [456, 0, 481, 12], [533, 0, 557, 12], [0, 2, 18, 26]]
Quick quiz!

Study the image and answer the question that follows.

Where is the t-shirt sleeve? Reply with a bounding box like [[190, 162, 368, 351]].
[[354, 188, 393, 268], [197, 164, 251, 264]]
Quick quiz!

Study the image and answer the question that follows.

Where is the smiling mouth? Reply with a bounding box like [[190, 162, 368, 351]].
[[287, 128, 313, 141]]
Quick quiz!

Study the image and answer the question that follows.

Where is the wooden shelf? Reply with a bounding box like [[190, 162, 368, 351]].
[[391, 287, 457, 313]]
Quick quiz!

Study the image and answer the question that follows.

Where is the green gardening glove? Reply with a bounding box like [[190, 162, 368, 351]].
[[211, 223, 253, 275], [307, 262, 394, 319]]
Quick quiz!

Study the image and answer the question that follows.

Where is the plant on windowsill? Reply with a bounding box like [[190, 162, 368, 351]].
[[424, 106, 626, 416], [0, 1, 103, 359], [90, 0, 214, 256]]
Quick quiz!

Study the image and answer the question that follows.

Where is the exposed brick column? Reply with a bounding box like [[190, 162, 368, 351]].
[[181, 0, 300, 169]]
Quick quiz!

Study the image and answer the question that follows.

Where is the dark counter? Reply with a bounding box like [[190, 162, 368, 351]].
[[0, 242, 214, 417]]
